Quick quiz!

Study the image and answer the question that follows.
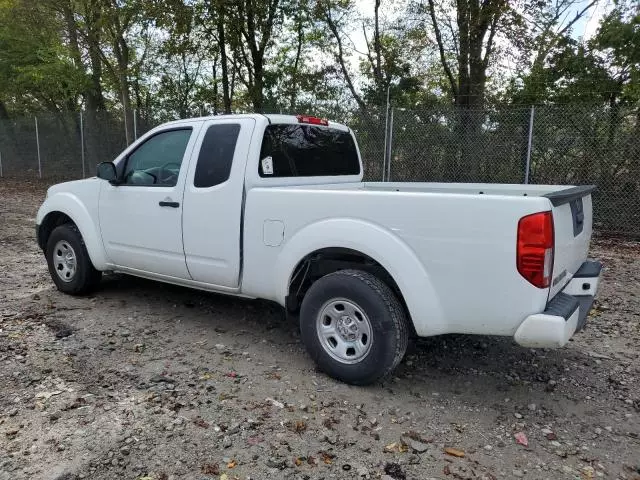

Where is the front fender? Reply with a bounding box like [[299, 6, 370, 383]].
[[274, 218, 445, 336], [37, 192, 108, 270]]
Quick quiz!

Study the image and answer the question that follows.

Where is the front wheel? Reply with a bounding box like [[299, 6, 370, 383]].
[[299, 269, 409, 385], [45, 224, 102, 295]]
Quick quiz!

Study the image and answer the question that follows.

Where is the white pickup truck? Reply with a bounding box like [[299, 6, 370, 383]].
[[36, 114, 602, 384]]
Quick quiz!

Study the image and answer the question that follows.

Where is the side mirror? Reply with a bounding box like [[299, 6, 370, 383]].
[[97, 162, 117, 183]]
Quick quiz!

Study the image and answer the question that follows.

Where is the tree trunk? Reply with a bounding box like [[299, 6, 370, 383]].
[[216, 6, 232, 114], [212, 59, 219, 115], [289, 15, 304, 111], [252, 58, 264, 112], [85, 4, 106, 112], [120, 73, 132, 145]]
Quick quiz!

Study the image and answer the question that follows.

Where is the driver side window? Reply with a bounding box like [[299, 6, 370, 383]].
[[122, 128, 192, 186]]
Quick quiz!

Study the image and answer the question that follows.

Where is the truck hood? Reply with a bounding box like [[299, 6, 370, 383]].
[[46, 178, 99, 198]]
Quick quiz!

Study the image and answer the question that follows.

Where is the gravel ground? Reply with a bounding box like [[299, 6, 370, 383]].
[[1, 179, 639, 480]]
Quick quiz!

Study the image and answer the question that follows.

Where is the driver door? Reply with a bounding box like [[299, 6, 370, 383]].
[[98, 125, 199, 278]]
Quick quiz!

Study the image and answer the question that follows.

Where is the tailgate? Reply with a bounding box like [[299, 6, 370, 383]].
[[546, 186, 596, 299]]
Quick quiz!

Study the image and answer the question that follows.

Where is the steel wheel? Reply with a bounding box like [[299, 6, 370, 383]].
[[316, 298, 373, 364], [53, 240, 77, 282]]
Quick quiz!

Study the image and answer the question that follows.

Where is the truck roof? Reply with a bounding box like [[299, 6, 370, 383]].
[[162, 113, 350, 132]]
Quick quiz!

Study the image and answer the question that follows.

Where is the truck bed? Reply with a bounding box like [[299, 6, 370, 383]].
[[242, 180, 594, 338]]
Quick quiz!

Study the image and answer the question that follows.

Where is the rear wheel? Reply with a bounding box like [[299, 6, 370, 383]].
[[46, 224, 101, 295], [299, 269, 409, 385]]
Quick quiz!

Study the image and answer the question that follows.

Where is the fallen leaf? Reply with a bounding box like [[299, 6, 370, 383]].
[[444, 447, 465, 458], [323, 417, 340, 430], [219, 474, 228, 480], [290, 420, 307, 433], [193, 417, 210, 429], [201, 463, 219, 475], [319, 451, 334, 464], [294, 457, 303, 466], [514, 432, 529, 447], [384, 442, 398, 453], [225, 372, 238, 378], [227, 459, 237, 469]]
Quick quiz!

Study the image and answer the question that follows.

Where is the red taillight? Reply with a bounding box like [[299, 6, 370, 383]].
[[517, 211, 554, 288], [296, 114, 329, 126]]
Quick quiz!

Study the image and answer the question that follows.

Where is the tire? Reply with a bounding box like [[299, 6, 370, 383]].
[[45, 224, 101, 295], [299, 269, 409, 385]]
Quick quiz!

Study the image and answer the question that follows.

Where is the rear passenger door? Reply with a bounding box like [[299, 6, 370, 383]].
[[182, 118, 256, 287]]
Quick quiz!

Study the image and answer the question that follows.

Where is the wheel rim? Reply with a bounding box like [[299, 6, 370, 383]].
[[316, 298, 373, 364], [53, 240, 77, 283]]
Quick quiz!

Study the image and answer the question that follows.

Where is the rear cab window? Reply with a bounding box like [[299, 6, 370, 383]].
[[258, 124, 360, 177]]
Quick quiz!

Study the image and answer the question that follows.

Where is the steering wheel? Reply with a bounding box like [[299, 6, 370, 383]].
[[158, 162, 181, 184]]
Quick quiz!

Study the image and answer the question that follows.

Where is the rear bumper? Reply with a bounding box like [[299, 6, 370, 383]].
[[514, 260, 601, 348]]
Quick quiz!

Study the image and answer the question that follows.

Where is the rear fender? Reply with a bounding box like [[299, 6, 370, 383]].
[[275, 218, 445, 336], [37, 192, 108, 270]]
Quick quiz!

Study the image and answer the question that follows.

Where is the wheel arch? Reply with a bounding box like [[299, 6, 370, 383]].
[[37, 193, 108, 270], [38, 212, 70, 249], [275, 218, 446, 337]]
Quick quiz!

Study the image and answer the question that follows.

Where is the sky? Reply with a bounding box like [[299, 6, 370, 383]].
[[351, 0, 613, 57], [345, 0, 614, 88]]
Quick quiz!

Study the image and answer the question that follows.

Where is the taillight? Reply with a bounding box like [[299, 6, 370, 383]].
[[296, 114, 329, 126], [517, 211, 554, 288]]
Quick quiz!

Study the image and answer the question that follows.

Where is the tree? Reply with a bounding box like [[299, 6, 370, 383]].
[[230, 0, 283, 111], [507, 0, 600, 104], [0, 0, 88, 114], [424, 0, 510, 109]]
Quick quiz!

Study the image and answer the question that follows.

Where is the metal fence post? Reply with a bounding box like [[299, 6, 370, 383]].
[[133, 109, 138, 141], [80, 111, 86, 178], [35, 116, 42, 178], [122, 92, 130, 145], [386, 107, 394, 182], [382, 87, 390, 181], [525, 106, 535, 184]]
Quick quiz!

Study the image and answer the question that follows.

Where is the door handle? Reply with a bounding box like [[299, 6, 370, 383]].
[[159, 201, 180, 208]]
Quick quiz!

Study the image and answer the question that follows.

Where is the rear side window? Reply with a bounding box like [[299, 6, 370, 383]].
[[194, 123, 241, 188], [259, 124, 360, 177]]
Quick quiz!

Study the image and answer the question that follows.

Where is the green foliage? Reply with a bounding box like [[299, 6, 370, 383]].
[[0, 0, 638, 118], [0, 0, 88, 113], [509, 1, 639, 106]]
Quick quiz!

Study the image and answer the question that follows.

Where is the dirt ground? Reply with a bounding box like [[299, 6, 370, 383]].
[[0, 179, 639, 480]]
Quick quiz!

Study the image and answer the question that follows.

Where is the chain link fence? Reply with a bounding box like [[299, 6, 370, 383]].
[[1, 105, 638, 237], [374, 105, 640, 237]]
